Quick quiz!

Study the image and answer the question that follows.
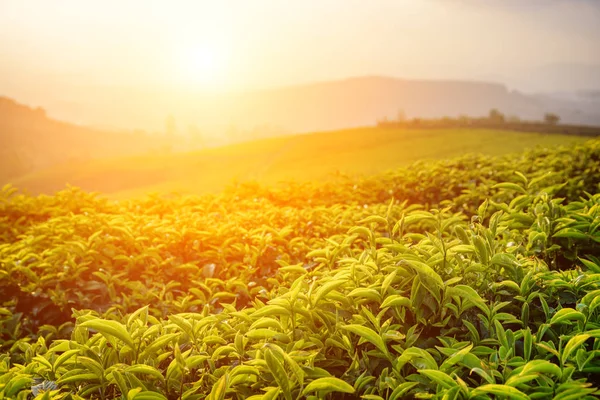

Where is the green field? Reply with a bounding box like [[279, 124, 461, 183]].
[[9, 127, 589, 198], [1, 138, 599, 399]]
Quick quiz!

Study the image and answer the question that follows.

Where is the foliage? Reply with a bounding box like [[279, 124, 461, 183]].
[[377, 112, 600, 138], [8, 128, 588, 198], [545, 113, 561, 126], [1, 139, 600, 399]]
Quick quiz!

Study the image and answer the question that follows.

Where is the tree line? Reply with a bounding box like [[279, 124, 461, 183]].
[[377, 109, 600, 137]]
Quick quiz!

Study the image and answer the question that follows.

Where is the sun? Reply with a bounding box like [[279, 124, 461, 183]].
[[178, 43, 230, 89]]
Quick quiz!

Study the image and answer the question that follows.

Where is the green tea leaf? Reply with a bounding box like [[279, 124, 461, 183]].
[[471, 384, 529, 400], [380, 294, 410, 309], [550, 308, 585, 325], [207, 373, 229, 400], [419, 369, 457, 389], [561, 334, 590, 366], [341, 324, 388, 356], [79, 318, 135, 349], [301, 377, 355, 396], [126, 364, 165, 381]]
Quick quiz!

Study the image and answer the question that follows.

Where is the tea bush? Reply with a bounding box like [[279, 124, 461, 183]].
[[1, 139, 599, 399]]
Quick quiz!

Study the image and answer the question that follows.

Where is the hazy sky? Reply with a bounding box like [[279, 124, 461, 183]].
[[1, 0, 599, 95]]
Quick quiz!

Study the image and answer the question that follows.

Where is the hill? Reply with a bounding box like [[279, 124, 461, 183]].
[[7, 76, 600, 136], [1, 140, 599, 399], [0, 97, 193, 182], [8, 126, 589, 198]]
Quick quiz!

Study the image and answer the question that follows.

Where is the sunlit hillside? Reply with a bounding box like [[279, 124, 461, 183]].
[[2, 1, 600, 399], [2, 139, 600, 399], [0, 97, 195, 182], [8, 126, 589, 198]]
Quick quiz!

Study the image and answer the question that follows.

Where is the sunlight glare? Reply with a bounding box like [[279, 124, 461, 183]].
[[178, 42, 230, 89]]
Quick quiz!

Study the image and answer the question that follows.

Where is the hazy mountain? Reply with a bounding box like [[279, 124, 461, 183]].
[[9, 76, 599, 138], [0, 97, 194, 182], [207, 76, 600, 131], [527, 64, 600, 93], [3, 73, 600, 184]]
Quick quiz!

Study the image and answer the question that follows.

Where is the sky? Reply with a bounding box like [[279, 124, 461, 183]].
[[1, 0, 599, 97]]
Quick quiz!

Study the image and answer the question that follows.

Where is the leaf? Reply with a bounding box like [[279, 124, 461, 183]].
[[264, 343, 305, 386], [32, 355, 53, 371], [126, 364, 165, 381], [380, 295, 411, 309], [492, 182, 527, 194], [440, 344, 473, 371], [395, 347, 438, 370], [56, 373, 99, 385], [473, 236, 489, 264], [523, 328, 532, 361], [358, 215, 388, 225], [404, 259, 443, 303], [256, 387, 281, 400], [553, 230, 589, 240], [505, 374, 538, 387], [301, 377, 355, 396], [252, 305, 291, 319], [389, 382, 419, 400], [550, 308, 585, 325], [491, 280, 521, 293], [470, 367, 495, 384], [127, 388, 143, 400], [185, 355, 210, 369], [207, 373, 229, 400], [111, 370, 129, 396], [79, 318, 135, 349], [381, 270, 397, 296], [139, 333, 180, 360], [133, 391, 169, 400], [5, 375, 33, 397], [403, 259, 444, 287], [579, 257, 600, 273], [230, 365, 261, 378], [471, 384, 530, 400], [52, 349, 80, 371], [127, 305, 149, 328], [561, 334, 590, 366], [312, 279, 348, 306], [519, 359, 562, 378], [341, 324, 388, 356], [246, 328, 279, 340], [419, 369, 457, 389], [264, 349, 291, 400], [348, 288, 381, 302], [448, 285, 487, 312], [77, 356, 105, 378]]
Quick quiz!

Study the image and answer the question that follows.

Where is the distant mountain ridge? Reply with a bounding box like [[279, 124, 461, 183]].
[[2, 75, 600, 182], [0, 97, 192, 182], [220, 76, 600, 131], [9, 76, 599, 136]]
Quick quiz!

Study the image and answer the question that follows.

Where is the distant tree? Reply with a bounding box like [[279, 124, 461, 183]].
[[458, 115, 471, 126], [441, 116, 453, 125], [376, 116, 390, 127], [544, 112, 560, 126], [396, 109, 407, 122], [488, 109, 505, 124]]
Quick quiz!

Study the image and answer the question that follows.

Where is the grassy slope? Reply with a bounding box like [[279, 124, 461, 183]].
[[10, 127, 589, 198]]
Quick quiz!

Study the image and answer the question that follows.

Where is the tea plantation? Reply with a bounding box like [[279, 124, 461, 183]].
[[1, 140, 600, 399]]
